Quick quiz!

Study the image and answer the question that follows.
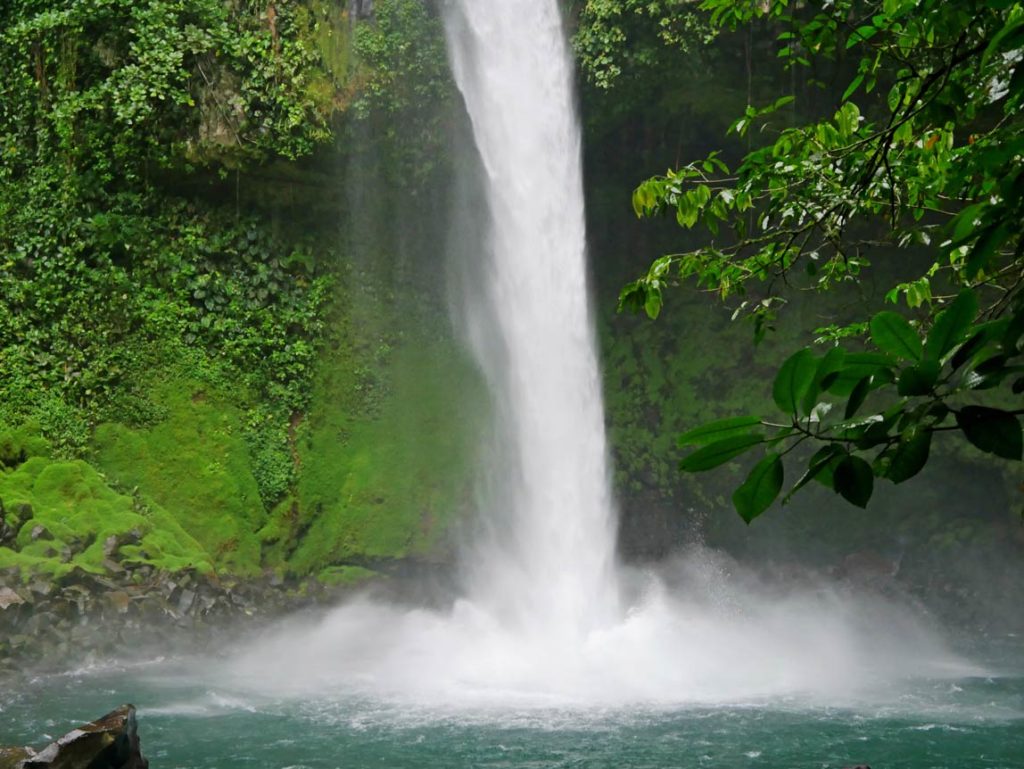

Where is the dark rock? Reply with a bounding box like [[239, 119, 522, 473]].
[[29, 525, 51, 542], [16, 704, 148, 769], [0, 747, 35, 769]]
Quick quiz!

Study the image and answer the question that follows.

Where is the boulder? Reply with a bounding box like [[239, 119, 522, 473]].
[[16, 705, 148, 769], [0, 748, 35, 769]]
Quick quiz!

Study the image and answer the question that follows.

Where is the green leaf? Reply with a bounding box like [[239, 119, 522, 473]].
[[896, 359, 941, 396], [925, 289, 978, 360], [956, 406, 1023, 460], [732, 454, 784, 523], [886, 430, 932, 483], [644, 287, 662, 319], [678, 416, 763, 447], [842, 73, 865, 103], [773, 349, 818, 415], [783, 444, 844, 502], [833, 455, 875, 508], [966, 224, 1009, 279], [803, 347, 846, 415], [870, 311, 922, 361], [679, 433, 764, 472], [844, 376, 872, 419], [1003, 304, 1024, 354]]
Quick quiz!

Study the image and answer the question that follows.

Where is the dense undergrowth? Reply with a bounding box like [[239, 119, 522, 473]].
[[0, 0, 473, 583]]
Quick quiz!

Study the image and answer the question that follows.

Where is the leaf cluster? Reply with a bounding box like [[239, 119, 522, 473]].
[[620, 0, 1024, 517], [679, 290, 1024, 521]]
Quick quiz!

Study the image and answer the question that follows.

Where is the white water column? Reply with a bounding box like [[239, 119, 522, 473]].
[[444, 0, 620, 641]]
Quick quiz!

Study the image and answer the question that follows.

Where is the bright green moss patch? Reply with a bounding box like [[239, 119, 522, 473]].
[[286, 333, 486, 575], [0, 456, 212, 580], [92, 376, 266, 576], [0, 420, 49, 469]]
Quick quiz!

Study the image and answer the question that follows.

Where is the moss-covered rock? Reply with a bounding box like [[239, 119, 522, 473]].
[[0, 456, 212, 580]]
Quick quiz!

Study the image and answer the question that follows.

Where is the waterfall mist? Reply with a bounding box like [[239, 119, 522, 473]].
[[218, 0, 978, 708]]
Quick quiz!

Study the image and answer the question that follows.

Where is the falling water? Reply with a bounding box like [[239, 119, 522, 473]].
[[220, 0, 975, 706], [444, 0, 619, 639]]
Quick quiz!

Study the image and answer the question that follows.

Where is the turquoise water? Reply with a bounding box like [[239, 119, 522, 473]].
[[3, 655, 1023, 769]]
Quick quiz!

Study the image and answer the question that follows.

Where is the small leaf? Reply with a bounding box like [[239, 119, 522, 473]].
[[925, 289, 978, 361], [842, 73, 865, 103], [833, 455, 875, 508], [956, 407, 1023, 460], [886, 430, 932, 483], [644, 287, 662, 319], [679, 433, 764, 472], [678, 416, 763, 447], [870, 311, 922, 360], [732, 454, 784, 524], [773, 349, 819, 415]]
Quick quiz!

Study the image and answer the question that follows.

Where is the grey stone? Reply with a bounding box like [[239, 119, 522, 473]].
[[177, 589, 196, 614], [0, 587, 24, 610]]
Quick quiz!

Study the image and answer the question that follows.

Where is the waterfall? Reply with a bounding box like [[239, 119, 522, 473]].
[[443, 0, 619, 639], [226, 0, 969, 706]]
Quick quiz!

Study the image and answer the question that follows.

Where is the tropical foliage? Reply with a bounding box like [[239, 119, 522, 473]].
[[619, 0, 1024, 521]]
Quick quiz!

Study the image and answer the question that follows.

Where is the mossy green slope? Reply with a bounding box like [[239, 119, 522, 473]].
[[92, 377, 265, 576], [281, 334, 486, 575]]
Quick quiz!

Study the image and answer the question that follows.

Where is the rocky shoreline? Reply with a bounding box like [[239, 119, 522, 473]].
[[0, 531, 453, 674]]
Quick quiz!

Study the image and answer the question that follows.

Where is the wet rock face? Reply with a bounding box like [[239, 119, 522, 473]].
[[6, 705, 147, 769]]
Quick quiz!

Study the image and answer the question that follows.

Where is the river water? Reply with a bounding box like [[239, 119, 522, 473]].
[[2, 649, 1022, 769]]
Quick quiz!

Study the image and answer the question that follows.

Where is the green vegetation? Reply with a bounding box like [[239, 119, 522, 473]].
[[0, 453, 213, 579], [0, 0, 469, 585], [617, 0, 1024, 522]]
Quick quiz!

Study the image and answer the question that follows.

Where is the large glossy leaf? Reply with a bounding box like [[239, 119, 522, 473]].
[[870, 311, 922, 361], [833, 455, 875, 508], [678, 416, 763, 447], [772, 349, 818, 415], [844, 376, 872, 419], [896, 359, 941, 396], [950, 319, 1009, 371], [886, 430, 932, 483], [732, 453, 784, 523], [825, 353, 896, 397], [802, 347, 846, 415], [925, 289, 977, 360], [679, 433, 764, 472], [956, 406, 1023, 460]]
